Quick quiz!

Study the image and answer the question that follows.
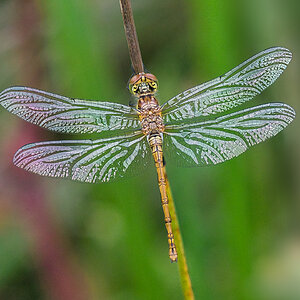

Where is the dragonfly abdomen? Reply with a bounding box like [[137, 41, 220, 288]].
[[148, 133, 178, 262]]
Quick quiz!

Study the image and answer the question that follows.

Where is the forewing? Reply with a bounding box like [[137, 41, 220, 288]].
[[164, 103, 295, 167], [13, 132, 152, 183], [162, 47, 292, 123], [0, 86, 139, 134]]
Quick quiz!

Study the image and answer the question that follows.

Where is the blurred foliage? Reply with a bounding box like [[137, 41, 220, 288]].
[[0, 0, 300, 299]]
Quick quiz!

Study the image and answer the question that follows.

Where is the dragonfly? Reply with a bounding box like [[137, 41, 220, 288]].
[[0, 47, 295, 262]]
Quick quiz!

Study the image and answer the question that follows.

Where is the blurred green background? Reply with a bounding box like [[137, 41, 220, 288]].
[[0, 0, 299, 299]]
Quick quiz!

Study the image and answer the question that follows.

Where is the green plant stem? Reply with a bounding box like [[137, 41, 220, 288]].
[[164, 168, 195, 300]]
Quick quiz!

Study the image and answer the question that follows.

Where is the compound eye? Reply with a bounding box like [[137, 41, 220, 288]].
[[145, 73, 158, 82], [149, 81, 158, 90], [131, 84, 139, 94], [129, 74, 142, 85]]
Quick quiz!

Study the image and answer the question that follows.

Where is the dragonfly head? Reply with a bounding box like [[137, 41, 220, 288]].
[[129, 73, 158, 96]]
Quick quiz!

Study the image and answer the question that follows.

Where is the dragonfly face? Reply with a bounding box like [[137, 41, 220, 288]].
[[129, 72, 158, 96], [129, 72, 164, 135], [0, 47, 295, 262]]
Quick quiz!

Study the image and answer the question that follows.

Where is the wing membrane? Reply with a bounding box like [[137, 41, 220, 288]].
[[0, 86, 139, 134], [163, 103, 295, 166], [162, 47, 292, 123], [13, 132, 152, 183]]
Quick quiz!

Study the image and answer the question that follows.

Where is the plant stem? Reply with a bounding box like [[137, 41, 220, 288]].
[[163, 168, 195, 300], [119, 1, 194, 298], [119, 0, 144, 73]]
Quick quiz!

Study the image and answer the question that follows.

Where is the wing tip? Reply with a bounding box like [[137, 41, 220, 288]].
[[269, 46, 292, 63], [12, 146, 25, 167], [261, 102, 296, 123], [266, 46, 292, 54], [13, 142, 38, 166], [285, 104, 296, 122]]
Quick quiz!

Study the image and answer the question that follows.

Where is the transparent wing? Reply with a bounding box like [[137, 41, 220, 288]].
[[0, 86, 139, 134], [162, 47, 292, 123], [163, 103, 295, 167], [13, 132, 152, 183]]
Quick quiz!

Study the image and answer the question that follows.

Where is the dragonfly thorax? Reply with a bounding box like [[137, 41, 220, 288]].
[[138, 95, 164, 135]]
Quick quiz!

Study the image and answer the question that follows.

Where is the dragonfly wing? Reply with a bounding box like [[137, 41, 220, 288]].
[[163, 103, 295, 167], [13, 132, 152, 183], [162, 47, 292, 123], [0, 86, 140, 134]]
